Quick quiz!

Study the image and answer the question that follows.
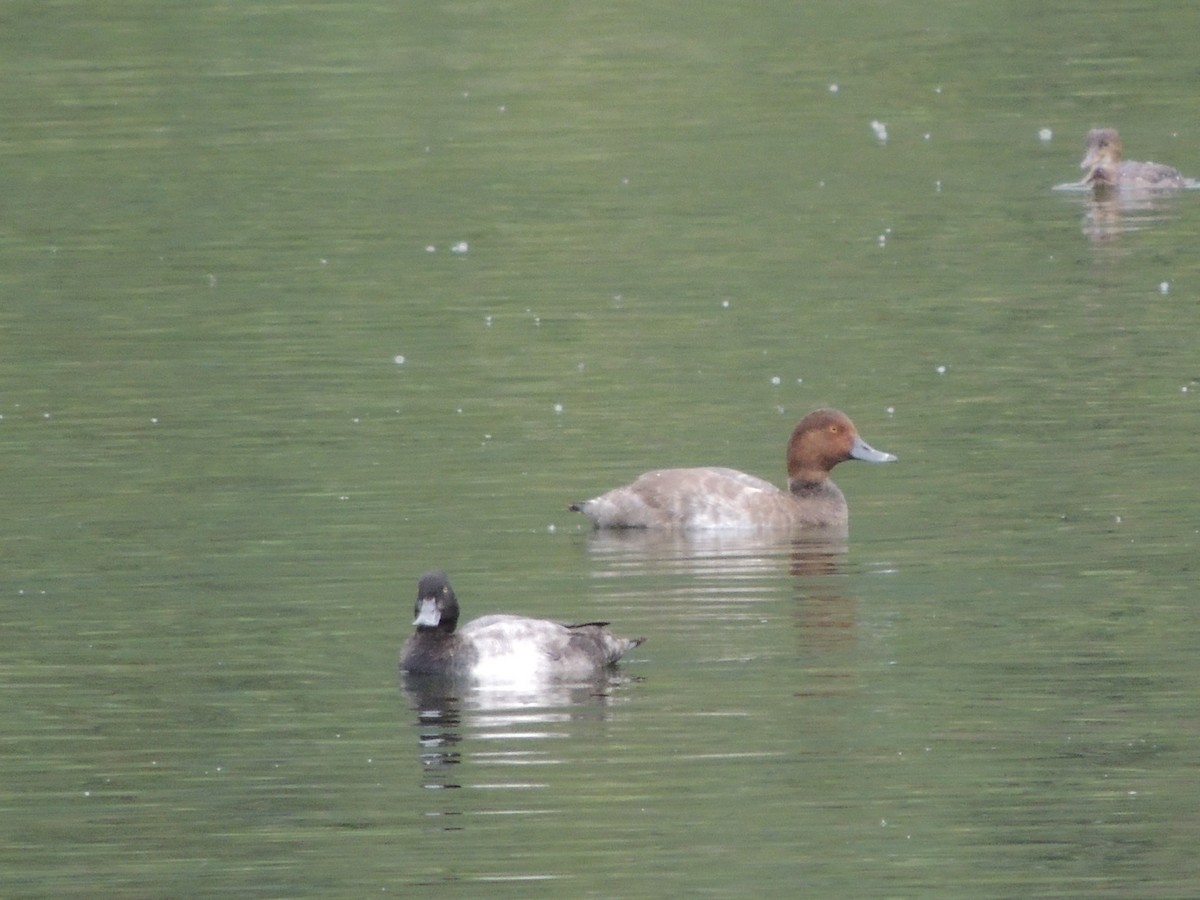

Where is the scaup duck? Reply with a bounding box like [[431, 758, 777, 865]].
[[569, 407, 896, 530], [400, 571, 644, 682], [1080, 128, 1186, 190]]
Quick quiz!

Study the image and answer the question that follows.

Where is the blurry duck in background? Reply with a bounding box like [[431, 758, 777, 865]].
[[1080, 128, 1187, 190]]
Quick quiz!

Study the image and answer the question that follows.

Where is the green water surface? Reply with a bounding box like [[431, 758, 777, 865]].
[[3, 1, 1200, 896]]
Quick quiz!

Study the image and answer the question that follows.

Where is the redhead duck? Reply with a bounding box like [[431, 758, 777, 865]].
[[569, 408, 896, 530], [400, 571, 644, 682], [1080, 128, 1186, 190]]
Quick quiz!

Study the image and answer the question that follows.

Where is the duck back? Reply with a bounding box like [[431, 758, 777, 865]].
[[461, 616, 642, 682], [574, 466, 848, 530], [403, 615, 642, 683], [1115, 159, 1186, 189]]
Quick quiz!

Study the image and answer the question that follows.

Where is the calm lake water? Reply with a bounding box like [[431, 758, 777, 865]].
[[4, 1, 1200, 896]]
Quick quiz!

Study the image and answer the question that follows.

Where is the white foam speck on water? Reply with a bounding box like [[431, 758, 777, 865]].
[[451, 241, 468, 254], [1039, 128, 1053, 142], [1159, 281, 1170, 294], [829, 83, 839, 93], [936, 365, 947, 374], [870, 120, 888, 142], [394, 355, 406, 365]]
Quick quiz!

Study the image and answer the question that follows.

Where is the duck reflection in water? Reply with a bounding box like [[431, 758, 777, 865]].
[[578, 527, 848, 579], [574, 527, 873, 696], [403, 670, 639, 729], [1079, 187, 1186, 244], [401, 665, 641, 830]]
